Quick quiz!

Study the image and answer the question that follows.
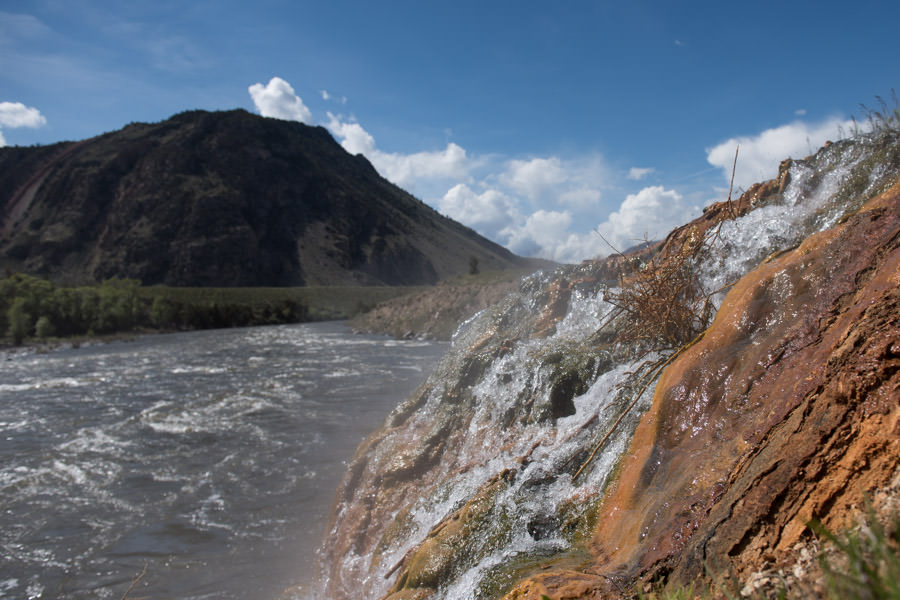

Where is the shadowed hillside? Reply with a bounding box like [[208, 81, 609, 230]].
[[0, 109, 543, 286]]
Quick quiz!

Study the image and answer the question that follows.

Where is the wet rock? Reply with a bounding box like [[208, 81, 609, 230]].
[[313, 135, 900, 600], [389, 471, 516, 593], [497, 175, 900, 598], [587, 181, 899, 592]]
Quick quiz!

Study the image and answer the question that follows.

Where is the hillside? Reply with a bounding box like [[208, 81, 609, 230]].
[[310, 129, 900, 599], [0, 110, 541, 286], [349, 269, 541, 340]]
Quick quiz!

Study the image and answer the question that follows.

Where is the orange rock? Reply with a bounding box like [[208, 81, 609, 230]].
[[593, 180, 900, 584], [509, 179, 900, 598], [532, 277, 574, 339]]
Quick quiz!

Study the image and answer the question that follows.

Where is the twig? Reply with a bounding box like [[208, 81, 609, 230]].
[[120, 564, 147, 600], [573, 330, 706, 481], [727, 145, 739, 219], [593, 228, 627, 259]]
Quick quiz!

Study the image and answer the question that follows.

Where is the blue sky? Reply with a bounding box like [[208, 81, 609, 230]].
[[2, 1, 899, 262]]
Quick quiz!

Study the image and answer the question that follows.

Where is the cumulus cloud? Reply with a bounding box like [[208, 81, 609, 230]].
[[707, 117, 853, 191], [596, 186, 696, 253], [501, 157, 567, 201], [496, 209, 619, 264], [501, 209, 573, 257], [438, 184, 518, 232], [326, 115, 616, 261], [0, 101, 47, 146], [325, 113, 376, 155], [325, 112, 469, 190], [495, 154, 609, 209], [379, 143, 469, 187], [0, 102, 46, 128], [248, 77, 313, 123]]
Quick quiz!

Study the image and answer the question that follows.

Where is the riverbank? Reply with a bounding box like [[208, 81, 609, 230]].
[[349, 268, 544, 340], [0, 273, 428, 347]]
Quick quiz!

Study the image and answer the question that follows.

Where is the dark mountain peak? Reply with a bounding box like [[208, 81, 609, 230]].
[[0, 109, 542, 286]]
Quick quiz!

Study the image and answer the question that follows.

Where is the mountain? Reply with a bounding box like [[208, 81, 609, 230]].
[[0, 109, 543, 286]]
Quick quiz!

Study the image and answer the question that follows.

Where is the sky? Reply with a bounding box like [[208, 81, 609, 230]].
[[2, 1, 899, 263]]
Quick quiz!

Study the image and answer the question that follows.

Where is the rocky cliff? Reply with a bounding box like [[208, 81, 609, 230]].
[[307, 130, 900, 599], [0, 110, 537, 286]]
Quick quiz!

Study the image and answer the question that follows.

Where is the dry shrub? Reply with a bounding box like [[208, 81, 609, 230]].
[[599, 147, 741, 355], [603, 226, 715, 352]]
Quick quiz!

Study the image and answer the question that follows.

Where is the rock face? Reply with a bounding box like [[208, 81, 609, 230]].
[[593, 181, 900, 575], [519, 179, 900, 599], [0, 110, 536, 286], [311, 131, 900, 599]]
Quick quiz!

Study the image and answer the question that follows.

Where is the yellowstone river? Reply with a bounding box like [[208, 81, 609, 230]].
[[0, 322, 446, 599]]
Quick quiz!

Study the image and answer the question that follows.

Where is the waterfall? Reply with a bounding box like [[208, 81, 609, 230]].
[[311, 131, 900, 600]]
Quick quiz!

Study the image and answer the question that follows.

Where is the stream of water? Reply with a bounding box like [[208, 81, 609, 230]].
[[0, 322, 446, 600]]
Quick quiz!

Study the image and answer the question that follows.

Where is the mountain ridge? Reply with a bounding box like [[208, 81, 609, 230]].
[[0, 109, 545, 286]]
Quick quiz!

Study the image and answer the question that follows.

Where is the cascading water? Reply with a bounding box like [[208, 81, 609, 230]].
[[311, 131, 900, 600]]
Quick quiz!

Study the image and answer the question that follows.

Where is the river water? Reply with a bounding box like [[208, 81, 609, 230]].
[[0, 322, 447, 600]]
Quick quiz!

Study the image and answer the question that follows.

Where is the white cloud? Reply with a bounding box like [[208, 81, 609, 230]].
[[378, 143, 468, 187], [707, 117, 853, 191], [326, 113, 376, 155], [248, 77, 313, 124], [321, 89, 347, 104], [0, 101, 46, 128], [596, 186, 695, 253], [438, 184, 518, 232], [495, 154, 609, 210], [0, 101, 46, 147], [324, 109, 622, 262], [627, 166, 654, 180], [326, 112, 469, 190], [501, 157, 567, 201], [501, 209, 573, 257]]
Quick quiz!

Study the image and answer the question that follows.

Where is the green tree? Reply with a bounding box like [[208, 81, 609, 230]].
[[35, 315, 55, 339], [7, 297, 31, 345]]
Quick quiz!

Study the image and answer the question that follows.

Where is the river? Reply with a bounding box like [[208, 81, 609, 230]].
[[0, 321, 447, 600]]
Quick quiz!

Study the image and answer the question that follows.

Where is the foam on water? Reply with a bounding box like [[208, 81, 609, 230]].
[[0, 322, 447, 600], [701, 135, 897, 298]]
